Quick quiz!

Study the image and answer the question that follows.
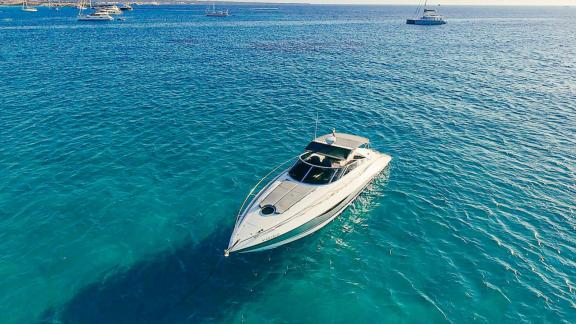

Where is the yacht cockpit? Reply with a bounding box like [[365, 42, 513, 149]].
[[288, 132, 369, 185]]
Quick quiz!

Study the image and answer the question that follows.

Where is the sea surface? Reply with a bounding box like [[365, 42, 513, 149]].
[[0, 4, 575, 323]]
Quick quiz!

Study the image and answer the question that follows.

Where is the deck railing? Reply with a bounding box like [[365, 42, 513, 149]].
[[234, 155, 300, 228]]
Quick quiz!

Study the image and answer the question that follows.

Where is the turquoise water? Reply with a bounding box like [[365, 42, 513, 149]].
[[1, 4, 575, 323]]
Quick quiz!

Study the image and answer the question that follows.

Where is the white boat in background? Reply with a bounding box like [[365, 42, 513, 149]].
[[407, 1, 447, 25], [78, 12, 114, 21], [225, 131, 391, 255], [205, 3, 229, 17], [93, 4, 122, 15], [117, 3, 133, 11], [78, 0, 113, 21], [21, 0, 38, 12]]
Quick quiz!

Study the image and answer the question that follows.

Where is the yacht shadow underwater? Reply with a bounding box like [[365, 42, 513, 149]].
[[40, 224, 300, 323]]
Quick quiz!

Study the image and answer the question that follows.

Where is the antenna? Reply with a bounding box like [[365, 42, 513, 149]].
[[313, 111, 319, 139]]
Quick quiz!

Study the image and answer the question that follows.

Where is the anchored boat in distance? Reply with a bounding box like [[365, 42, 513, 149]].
[[225, 131, 391, 255], [78, 11, 114, 21], [117, 3, 133, 11], [77, 0, 114, 21], [92, 4, 123, 15], [21, 0, 38, 12], [407, 1, 447, 25], [205, 2, 229, 17]]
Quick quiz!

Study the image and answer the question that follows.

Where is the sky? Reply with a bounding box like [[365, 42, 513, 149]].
[[232, 0, 575, 5]]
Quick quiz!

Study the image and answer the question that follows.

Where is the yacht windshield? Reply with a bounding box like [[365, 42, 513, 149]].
[[288, 160, 310, 182], [288, 152, 345, 184], [288, 162, 337, 185], [288, 151, 363, 185], [304, 142, 352, 160]]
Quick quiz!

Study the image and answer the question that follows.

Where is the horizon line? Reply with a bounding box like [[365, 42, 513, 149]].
[[194, 1, 574, 6]]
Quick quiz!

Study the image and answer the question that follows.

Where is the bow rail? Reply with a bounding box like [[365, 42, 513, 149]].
[[234, 154, 300, 228]]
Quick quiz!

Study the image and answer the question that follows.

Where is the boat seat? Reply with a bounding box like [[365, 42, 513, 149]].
[[308, 155, 322, 166]]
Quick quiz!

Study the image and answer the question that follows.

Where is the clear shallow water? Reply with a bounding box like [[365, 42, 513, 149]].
[[0, 4, 575, 323]]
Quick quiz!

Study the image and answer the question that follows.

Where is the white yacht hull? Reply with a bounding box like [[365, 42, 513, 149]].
[[237, 175, 375, 253], [228, 149, 391, 254], [78, 14, 114, 21]]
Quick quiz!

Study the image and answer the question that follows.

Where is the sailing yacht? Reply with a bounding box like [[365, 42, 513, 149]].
[[21, 0, 38, 12], [407, 1, 447, 25], [205, 3, 230, 17]]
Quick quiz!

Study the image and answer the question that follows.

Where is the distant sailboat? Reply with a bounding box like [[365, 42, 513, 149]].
[[21, 0, 38, 12], [205, 2, 229, 17], [407, 1, 446, 25]]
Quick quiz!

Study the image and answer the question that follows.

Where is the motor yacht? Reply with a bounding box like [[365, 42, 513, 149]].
[[117, 3, 133, 10], [78, 12, 114, 21], [77, 1, 114, 21], [226, 131, 391, 255], [407, 2, 446, 25], [93, 4, 122, 15]]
